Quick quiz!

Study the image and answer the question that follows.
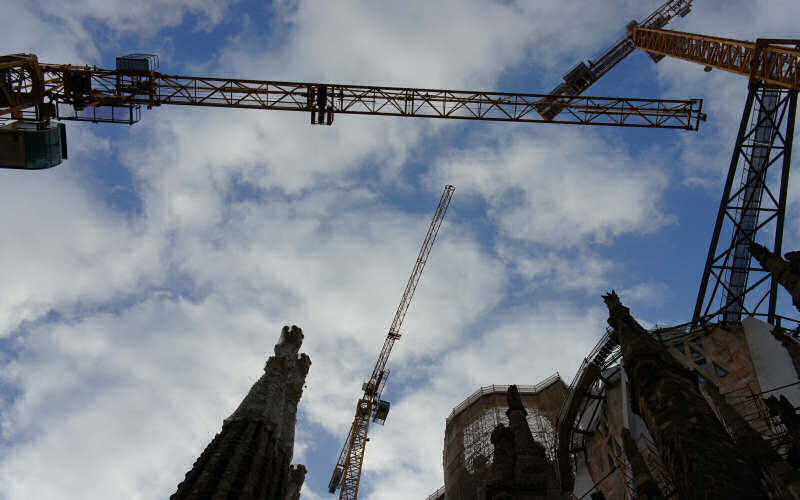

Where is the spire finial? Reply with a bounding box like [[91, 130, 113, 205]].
[[602, 290, 622, 313]]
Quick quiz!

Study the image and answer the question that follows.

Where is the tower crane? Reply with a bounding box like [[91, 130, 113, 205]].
[[0, 51, 706, 170], [623, 27, 800, 327], [327, 184, 454, 500]]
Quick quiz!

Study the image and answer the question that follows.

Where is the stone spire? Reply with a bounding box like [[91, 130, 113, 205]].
[[505, 385, 548, 470], [603, 291, 768, 500], [486, 385, 560, 499], [172, 325, 311, 500]]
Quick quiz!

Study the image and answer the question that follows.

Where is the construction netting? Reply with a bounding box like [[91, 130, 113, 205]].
[[461, 405, 556, 474]]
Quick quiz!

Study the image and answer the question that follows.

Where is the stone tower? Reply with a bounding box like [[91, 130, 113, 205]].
[[172, 325, 311, 500], [485, 385, 561, 500], [603, 291, 768, 500]]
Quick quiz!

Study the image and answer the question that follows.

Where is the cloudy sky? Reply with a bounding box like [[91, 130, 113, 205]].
[[1, 1, 799, 499]]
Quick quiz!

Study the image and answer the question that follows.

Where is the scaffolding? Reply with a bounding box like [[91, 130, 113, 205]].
[[443, 378, 566, 500], [462, 404, 557, 473], [724, 383, 793, 457]]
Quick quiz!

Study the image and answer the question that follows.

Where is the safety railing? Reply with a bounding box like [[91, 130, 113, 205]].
[[423, 485, 445, 500], [446, 373, 562, 423]]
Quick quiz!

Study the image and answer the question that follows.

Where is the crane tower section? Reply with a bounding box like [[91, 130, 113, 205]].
[[693, 85, 798, 327], [329, 185, 455, 500], [625, 28, 800, 327]]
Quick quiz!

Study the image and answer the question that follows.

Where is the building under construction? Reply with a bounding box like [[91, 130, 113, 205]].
[[424, 271, 800, 499], [160, 6, 800, 497], [169, 262, 800, 500]]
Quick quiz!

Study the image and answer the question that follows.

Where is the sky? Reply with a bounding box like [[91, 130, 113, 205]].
[[1, 1, 799, 499]]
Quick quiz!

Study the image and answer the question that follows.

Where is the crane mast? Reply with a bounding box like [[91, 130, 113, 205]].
[[624, 27, 800, 327], [328, 185, 455, 500]]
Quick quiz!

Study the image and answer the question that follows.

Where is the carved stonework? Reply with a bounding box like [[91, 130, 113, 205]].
[[485, 385, 560, 500], [284, 464, 307, 500], [604, 293, 769, 499], [172, 325, 311, 500]]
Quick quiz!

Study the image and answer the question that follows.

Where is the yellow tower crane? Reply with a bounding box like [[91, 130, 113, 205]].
[[327, 185, 454, 500], [0, 50, 706, 170]]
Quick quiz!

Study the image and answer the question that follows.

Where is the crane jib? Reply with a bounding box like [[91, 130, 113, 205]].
[[330, 185, 454, 500], [4, 56, 705, 132]]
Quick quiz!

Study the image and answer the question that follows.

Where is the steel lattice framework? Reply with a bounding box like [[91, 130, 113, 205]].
[[693, 87, 798, 326], [0, 54, 45, 118], [556, 328, 621, 492], [630, 28, 800, 90], [24, 63, 706, 129], [329, 185, 454, 500], [625, 28, 800, 327]]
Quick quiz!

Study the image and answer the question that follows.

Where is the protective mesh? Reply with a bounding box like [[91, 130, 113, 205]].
[[462, 406, 555, 473]]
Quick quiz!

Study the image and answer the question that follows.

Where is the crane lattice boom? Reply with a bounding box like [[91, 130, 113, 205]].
[[630, 28, 800, 90], [329, 185, 455, 500], [0, 57, 706, 130]]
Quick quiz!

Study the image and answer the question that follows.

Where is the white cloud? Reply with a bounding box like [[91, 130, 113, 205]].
[[619, 281, 670, 308], [431, 128, 672, 247], [0, 179, 509, 498], [219, 0, 629, 87], [127, 106, 425, 196], [1, 295, 261, 498], [0, 170, 163, 336], [1, 0, 238, 64], [501, 245, 613, 293]]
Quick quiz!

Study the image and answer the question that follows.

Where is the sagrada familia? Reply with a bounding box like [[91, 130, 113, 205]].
[[170, 244, 800, 499]]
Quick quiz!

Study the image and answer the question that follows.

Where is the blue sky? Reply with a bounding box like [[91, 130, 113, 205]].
[[1, 1, 799, 499]]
